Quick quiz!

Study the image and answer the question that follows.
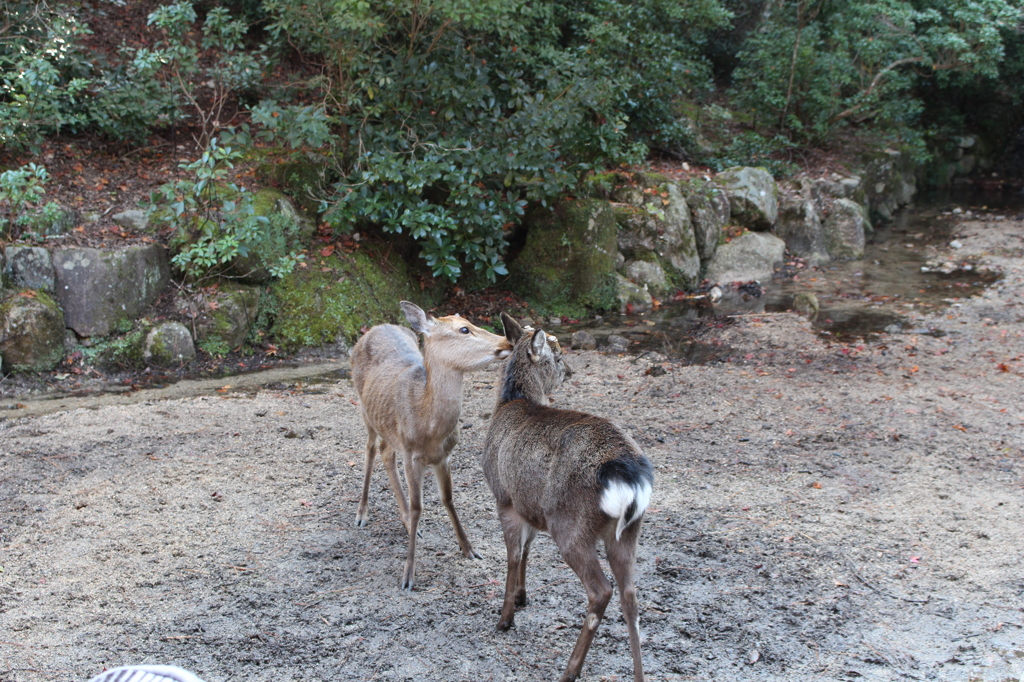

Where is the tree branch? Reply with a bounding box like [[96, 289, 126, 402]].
[[830, 56, 924, 124]]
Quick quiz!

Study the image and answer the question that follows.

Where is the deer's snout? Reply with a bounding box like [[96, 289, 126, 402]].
[[496, 338, 514, 358]]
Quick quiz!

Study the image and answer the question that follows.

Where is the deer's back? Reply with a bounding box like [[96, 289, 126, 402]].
[[483, 400, 644, 526], [351, 324, 426, 433]]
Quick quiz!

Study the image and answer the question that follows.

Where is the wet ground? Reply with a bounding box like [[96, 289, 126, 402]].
[[1, 211, 1023, 682], [554, 194, 1013, 359]]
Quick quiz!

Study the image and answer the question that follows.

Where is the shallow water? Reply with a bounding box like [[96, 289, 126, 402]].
[[556, 192, 1013, 355]]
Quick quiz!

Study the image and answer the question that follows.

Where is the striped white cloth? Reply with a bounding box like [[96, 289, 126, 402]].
[[87, 665, 206, 682]]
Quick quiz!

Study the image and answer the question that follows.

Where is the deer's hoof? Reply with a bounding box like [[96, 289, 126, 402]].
[[465, 548, 483, 560], [400, 564, 415, 591], [355, 515, 368, 527], [496, 617, 514, 632]]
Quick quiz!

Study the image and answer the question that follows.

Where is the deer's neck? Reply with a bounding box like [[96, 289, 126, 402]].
[[416, 347, 466, 431], [497, 353, 544, 407]]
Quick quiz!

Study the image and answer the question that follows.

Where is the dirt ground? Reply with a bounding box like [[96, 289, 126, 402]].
[[2, 215, 1023, 682]]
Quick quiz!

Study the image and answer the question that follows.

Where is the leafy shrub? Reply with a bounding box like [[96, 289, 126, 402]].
[[144, 1, 269, 145], [704, 131, 798, 178], [0, 1, 96, 149], [731, 0, 1022, 143], [0, 162, 65, 240], [148, 136, 304, 283], [258, 0, 730, 282]]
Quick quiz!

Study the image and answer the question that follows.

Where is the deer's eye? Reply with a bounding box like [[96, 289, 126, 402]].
[[459, 327, 470, 334]]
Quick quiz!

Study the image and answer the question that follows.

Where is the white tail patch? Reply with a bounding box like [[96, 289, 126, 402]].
[[600, 478, 653, 540]]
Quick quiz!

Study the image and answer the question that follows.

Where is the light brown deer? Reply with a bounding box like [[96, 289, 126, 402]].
[[351, 301, 512, 590], [482, 313, 653, 682]]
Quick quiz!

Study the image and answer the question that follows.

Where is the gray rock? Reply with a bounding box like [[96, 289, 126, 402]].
[[610, 185, 645, 206], [615, 184, 700, 289], [862, 151, 916, 223], [144, 322, 196, 367], [0, 290, 65, 373], [623, 259, 669, 295], [613, 272, 653, 314], [775, 197, 830, 265], [3, 246, 55, 292], [704, 231, 786, 284], [606, 334, 630, 351], [717, 167, 779, 231], [792, 292, 820, 316], [823, 199, 869, 260], [571, 329, 597, 351], [680, 180, 728, 264], [112, 209, 149, 232], [53, 243, 171, 338]]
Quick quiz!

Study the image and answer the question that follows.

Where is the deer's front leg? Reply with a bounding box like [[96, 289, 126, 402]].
[[400, 454, 426, 591]]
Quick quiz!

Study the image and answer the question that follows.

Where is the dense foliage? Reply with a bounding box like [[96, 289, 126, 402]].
[[259, 0, 730, 281], [731, 0, 1022, 146], [2, 0, 1022, 280]]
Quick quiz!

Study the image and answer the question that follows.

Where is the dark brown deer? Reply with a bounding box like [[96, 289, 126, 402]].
[[351, 301, 512, 590], [481, 313, 654, 682]]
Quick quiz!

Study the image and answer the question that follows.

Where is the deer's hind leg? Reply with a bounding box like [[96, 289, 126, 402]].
[[606, 522, 646, 682], [553, 525, 613, 682], [496, 506, 537, 631], [355, 426, 379, 527], [399, 454, 427, 591]]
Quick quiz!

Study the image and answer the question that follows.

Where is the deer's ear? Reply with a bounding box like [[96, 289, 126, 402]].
[[500, 311, 524, 344], [400, 301, 433, 333], [529, 329, 551, 361]]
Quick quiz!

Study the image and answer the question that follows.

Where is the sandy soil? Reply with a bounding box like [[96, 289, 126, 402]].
[[2, 216, 1023, 682]]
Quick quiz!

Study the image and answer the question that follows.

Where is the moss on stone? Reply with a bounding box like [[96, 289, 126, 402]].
[[0, 290, 65, 373], [509, 199, 619, 316], [92, 326, 149, 370], [256, 159, 330, 216], [268, 246, 433, 351]]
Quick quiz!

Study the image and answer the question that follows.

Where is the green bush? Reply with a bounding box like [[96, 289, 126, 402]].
[[148, 136, 304, 283], [0, 1, 96, 149], [0, 162, 65, 240], [731, 0, 1021, 144], [257, 0, 729, 283]]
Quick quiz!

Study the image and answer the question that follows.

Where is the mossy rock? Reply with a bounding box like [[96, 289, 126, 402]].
[[144, 322, 196, 367], [257, 158, 331, 216], [268, 246, 433, 352], [91, 326, 150, 370], [582, 171, 672, 204], [508, 199, 619, 316], [226, 188, 314, 284], [612, 186, 700, 292], [0, 290, 65, 373], [181, 281, 262, 353]]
